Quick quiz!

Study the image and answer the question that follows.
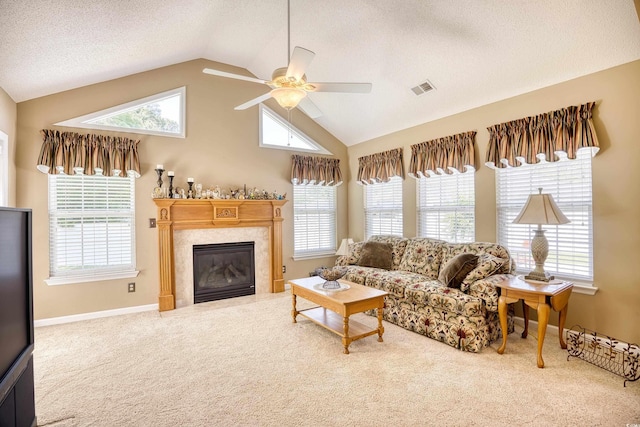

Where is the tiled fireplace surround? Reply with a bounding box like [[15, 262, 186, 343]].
[[153, 199, 287, 311]]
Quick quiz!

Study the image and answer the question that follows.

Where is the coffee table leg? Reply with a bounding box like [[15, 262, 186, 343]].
[[342, 316, 350, 354], [291, 293, 297, 323], [377, 302, 384, 342]]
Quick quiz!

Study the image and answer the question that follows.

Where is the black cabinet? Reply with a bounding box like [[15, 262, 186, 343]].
[[0, 357, 35, 427]]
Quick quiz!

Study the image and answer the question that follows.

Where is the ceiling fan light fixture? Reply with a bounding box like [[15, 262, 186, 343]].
[[271, 87, 307, 110]]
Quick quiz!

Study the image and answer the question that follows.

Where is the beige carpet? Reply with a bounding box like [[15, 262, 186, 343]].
[[33, 292, 639, 426]]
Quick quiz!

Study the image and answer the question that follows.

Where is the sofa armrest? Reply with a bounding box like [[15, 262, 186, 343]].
[[464, 273, 512, 313]]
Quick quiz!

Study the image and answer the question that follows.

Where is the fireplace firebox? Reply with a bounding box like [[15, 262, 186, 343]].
[[193, 241, 255, 303]]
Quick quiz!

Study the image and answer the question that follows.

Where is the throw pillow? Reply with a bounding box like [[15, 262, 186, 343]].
[[357, 241, 393, 270], [462, 253, 506, 285], [438, 253, 479, 289]]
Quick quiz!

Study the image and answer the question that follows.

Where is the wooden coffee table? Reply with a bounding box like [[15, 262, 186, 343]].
[[289, 276, 388, 354]]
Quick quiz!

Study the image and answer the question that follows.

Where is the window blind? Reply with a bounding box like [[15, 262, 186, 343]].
[[48, 174, 136, 277], [364, 176, 403, 239], [417, 172, 475, 243], [293, 184, 336, 256], [496, 151, 593, 281]]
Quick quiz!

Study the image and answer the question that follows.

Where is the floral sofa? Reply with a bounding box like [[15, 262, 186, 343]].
[[335, 235, 516, 352]]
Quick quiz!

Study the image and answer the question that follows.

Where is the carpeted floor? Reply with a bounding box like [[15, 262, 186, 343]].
[[33, 292, 640, 426]]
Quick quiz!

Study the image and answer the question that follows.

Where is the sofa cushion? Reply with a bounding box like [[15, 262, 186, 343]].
[[368, 235, 409, 270], [398, 237, 443, 278], [441, 242, 512, 274], [405, 281, 486, 317], [365, 270, 430, 299], [438, 253, 478, 289], [462, 254, 506, 285], [357, 241, 393, 270]]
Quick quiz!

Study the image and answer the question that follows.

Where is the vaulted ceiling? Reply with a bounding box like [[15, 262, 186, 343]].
[[1, 0, 639, 145]]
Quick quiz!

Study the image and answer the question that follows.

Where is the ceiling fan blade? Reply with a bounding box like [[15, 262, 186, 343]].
[[202, 68, 268, 85], [307, 82, 372, 93], [234, 93, 273, 110], [286, 46, 315, 81], [297, 97, 322, 119]]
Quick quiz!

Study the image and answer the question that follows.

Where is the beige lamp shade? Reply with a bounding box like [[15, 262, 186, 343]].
[[513, 188, 569, 225], [336, 238, 354, 256]]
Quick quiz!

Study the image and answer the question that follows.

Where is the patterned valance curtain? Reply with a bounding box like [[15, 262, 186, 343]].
[[290, 154, 343, 186], [356, 147, 404, 185], [485, 102, 599, 169], [408, 131, 476, 178], [37, 129, 141, 177]]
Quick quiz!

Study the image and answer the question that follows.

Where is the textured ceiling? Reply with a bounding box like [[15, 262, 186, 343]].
[[1, 0, 639, 146]]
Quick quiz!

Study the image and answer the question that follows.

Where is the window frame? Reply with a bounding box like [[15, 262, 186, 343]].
[[259, 104, 331, 154], [495, 150, 594, 286], [292, 183, 337, 259], [417, 171, 475, 243], [55, 87, 186, 138], [364, 176, 404, 239], [0, 130, 7, 207], [46, 173, 139, 285]]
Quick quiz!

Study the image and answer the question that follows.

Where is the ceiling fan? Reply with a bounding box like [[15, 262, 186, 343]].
[[202, 0, 372, 119]]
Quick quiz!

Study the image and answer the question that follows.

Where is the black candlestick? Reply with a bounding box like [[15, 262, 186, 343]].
[[155, 168, 164, 188], [187, 181, 194, 199], [168, 175, 174, 198]]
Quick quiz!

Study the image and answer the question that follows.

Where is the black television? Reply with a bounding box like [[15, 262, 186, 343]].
[[0, 207, 35, 426]]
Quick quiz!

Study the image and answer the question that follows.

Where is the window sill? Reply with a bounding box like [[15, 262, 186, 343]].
[[292, 252, 337, 261], [45, 270, 140, 286]]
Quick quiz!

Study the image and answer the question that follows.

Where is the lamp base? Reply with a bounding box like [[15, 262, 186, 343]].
[[524, 271, 555, 282]]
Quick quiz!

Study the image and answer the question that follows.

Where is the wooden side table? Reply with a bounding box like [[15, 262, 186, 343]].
[[496, 276, 573, 368]]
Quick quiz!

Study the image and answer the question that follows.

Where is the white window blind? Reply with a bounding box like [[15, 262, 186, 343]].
[[48, 174, 136, 279], [417, 172, 475, 243], [293, 184, 336, 257], [496, 150, 593, 281], [364, 176, 403, 239]]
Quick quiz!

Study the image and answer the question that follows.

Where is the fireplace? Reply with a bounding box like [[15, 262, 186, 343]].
[[193, 241, 255, 303]]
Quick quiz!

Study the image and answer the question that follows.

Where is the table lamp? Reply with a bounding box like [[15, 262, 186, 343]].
[[513, 188, 570, 282], [336, 238, 354, 256]]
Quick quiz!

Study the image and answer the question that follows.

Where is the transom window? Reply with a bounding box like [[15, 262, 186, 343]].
[[364, 176, 403, 239], [417, 172, 475, 243], [496, 150, 593, 282], [259, 104, 331, 154], [55, 87, 186, 138], [47, 174, 137, 284], [293, 184, 337, 258]]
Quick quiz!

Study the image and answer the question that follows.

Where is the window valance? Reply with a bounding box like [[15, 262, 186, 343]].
[[357, 147, 404, 185], [408, 131, 476, 178], [290, 154, 342, 186], [485, 102, 599, 169], [37, 129, 141, 177]]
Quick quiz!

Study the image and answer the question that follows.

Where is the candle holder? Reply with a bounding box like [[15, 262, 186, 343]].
[[187, 181, 194, 199], [155, 168, 164, 188], [168, 175, 174, 198]]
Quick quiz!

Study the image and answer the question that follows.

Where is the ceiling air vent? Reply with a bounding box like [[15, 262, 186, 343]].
[[411, 79, 435, 96]]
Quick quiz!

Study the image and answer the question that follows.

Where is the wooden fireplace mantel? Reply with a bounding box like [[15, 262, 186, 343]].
[[153, 198, 287, 311]]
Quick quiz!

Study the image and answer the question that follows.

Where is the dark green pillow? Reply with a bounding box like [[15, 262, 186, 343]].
[[438, 253, 479, 289], [357, 241, 393, 270]]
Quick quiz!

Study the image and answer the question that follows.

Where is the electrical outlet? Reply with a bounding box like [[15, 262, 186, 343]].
[[128, 282, 135, 293], [282, 265, 286, 274], [149, 218, 156, 228]]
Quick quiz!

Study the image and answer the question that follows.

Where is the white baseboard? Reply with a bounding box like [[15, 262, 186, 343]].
[[34, 303, 159, 327]]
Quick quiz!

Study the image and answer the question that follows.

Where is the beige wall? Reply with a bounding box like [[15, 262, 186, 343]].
[[0, 87, 17, 206], [348, 60, 640, 344], [15, 59, 348, 320]]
